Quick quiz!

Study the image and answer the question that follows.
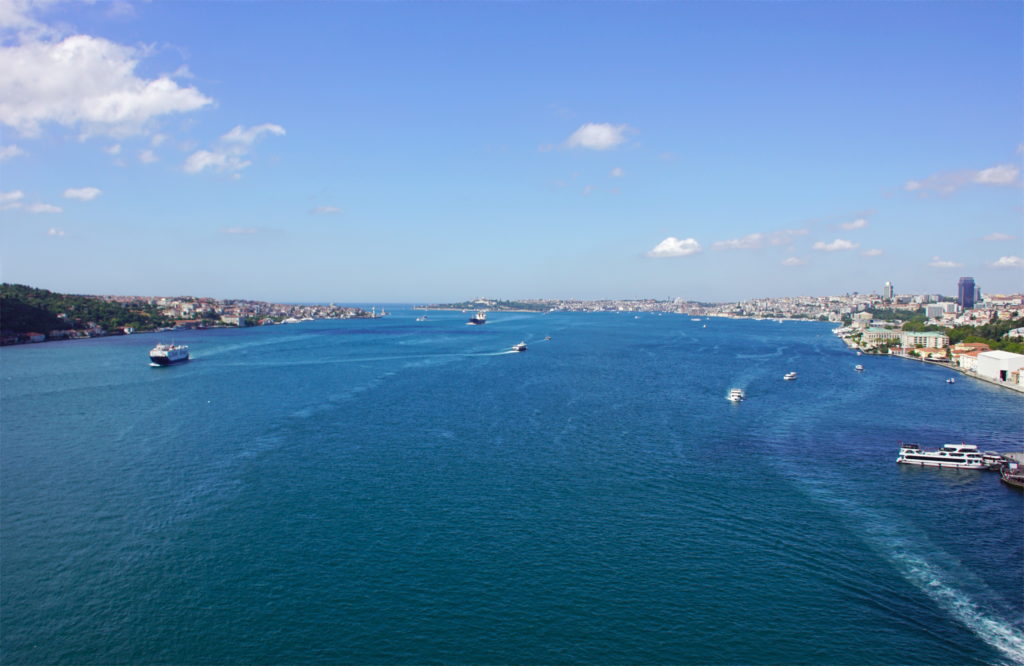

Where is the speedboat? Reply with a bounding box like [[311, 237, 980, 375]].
[[783, 371, 797, 381], [855, 364, 864, 372], [896, 442, 987, 469], [511, 341, 527, 352], [415, 315, 428, 322], [727, 388, 745, 402]]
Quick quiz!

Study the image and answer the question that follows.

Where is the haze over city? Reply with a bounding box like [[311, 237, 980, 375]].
[[1, 0, 1021, 302]]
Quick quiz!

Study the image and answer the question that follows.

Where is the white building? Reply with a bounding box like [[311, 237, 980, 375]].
[[975, 350, 1024, 384], [900, 331, 949, 348]]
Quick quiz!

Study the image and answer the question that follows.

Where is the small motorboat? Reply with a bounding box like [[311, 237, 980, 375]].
[[727, 388, 745, 402], [783, 371, 797, 381], [511, 341, 528, 352]]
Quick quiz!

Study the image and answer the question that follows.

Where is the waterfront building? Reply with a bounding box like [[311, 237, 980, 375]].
[[976, 350, 1024, 385], [900, 331, 950, 349], [958, 277, 976, 309], [862, 327, 902, 346]]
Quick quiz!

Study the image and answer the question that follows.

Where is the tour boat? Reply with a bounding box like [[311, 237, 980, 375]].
[[896, 442, 987, 469], [467, 311, 487, 325], [727, 388, 745, 402], [1000, 463, 1024, 490], [981, 451, 1006, 468], [149, 343, 189, 366], [783, 371, 797, 381]]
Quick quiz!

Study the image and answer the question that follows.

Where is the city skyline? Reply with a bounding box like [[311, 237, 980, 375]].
[[1, 1, 1022, 303]]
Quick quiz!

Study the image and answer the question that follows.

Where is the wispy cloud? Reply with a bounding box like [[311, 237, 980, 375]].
[[648, 237, 701, 258], [104, 144, 122, 155], [782, 257, 805, 266], [0, 145, 25, 160], [47, 227, 65, 236], [813, 238, 859, 252], [564, 123, 630, 150], [139, 149, 158, 164], [904, 163, 1020, 195], [712, 228, 808, 251], [992, 256, 1023, 268], [185, 123, 285, 176], [840, 218, 868, 230], [26, 202, 62, 214], [310, 205, 340, 215], [0, 190, 24, 209], [929, 256, 962, 268], [610, 167, 624, 178], [63, 187, 102, 201], [982, 232, 1015, 241], [862, 248, 884, 257]]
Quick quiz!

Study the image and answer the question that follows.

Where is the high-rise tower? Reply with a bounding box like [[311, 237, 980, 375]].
[[958, 277, 976, 310], [883, 281, 894, 301]]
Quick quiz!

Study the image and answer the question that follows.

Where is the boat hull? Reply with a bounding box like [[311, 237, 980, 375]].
[[149, 354, 189, 365], [896, 458, 987, 470]]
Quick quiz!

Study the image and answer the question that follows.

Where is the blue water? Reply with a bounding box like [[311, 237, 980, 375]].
[[2, 311, 1022, 664]]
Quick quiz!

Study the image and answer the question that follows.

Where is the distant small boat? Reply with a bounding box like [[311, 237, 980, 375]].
[[946, 377, 955, 384], [544, 336, 552, 341], [855, 364, 864, 372], [691, 318, 702, 322], [783, 371, 797, 381], [856, 351, 862, 356], [511, 341, 527, 352], [415, 315, 428, 322], [467, 311, 487, 325], [727, 388, 745, 402]]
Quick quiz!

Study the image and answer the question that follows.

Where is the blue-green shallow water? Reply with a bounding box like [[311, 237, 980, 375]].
[[2, 312, 1022, 664]]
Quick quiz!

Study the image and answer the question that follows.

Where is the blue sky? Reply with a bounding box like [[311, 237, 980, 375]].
[[1, 0, 1021, 302]]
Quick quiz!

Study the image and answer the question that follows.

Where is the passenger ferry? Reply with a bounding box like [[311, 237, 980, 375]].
[[467, 311, 487, 325], [727, 388, 745, 402], [149, 343, 189, 366], [783, 371, 797, 381], [896, 442, 987, 469]]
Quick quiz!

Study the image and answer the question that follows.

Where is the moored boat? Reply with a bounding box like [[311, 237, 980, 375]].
[[896, 442, 987, 469], [149, 343, 189, 366], [1000, 463, 1024, 489]]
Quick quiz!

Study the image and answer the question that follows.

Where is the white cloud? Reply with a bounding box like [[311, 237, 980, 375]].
[[26, 202, 62, 213], [63, 186, 101, 200], [647, 236, 701, 258], [0, 34, 213, 138], [0, 189, 24, 207], [983, 232, 1015, 241], [713, 233, 764, 250], [782, 257, 805, 266], [139, 149, 158, 164], [973, 164, 1019, 185], [862, 248, 884, 257], [185, 123, 285, 175], [840, 218, 868, 230], [47, 227, 64, 236], [310, 205, 340, 215], [929, 256, 962, 268], [104, 143, 121, 155], [150, 133, 167, 147], [564, 123, 629, 150], [812, 238, 859, 252], [0, 144, 25, 160], [992, 256, 1023, 268], [904, 163, 1020, 195], [610, 167, 624, 178], [582, 185, 594, 196]]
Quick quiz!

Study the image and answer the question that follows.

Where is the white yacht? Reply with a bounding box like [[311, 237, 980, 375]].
[[896, 442, 987, 469], [783, 371, 797, 381], [727, 388, 745, 402]]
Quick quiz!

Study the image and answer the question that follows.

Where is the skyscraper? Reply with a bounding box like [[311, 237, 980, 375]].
[[883, 281, 894, 301], [958, 277, 976, 309]]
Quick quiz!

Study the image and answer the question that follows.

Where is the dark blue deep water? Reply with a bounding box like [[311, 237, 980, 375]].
[[2, 312, 1022, 664]]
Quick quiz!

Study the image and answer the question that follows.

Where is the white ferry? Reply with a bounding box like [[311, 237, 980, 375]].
[[510, 341, 528, 352], [727, 388, 745, 402], [149, 343, 189, 366], [783, 371, 797, 381], [467, 311, 487, 325], [896, 442, 987, 469]]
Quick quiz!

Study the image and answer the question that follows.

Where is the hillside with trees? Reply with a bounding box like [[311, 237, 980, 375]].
[[0, 284, 175, 335]]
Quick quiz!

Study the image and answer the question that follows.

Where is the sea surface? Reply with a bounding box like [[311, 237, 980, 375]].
[[2, 311, 1022, 664]]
